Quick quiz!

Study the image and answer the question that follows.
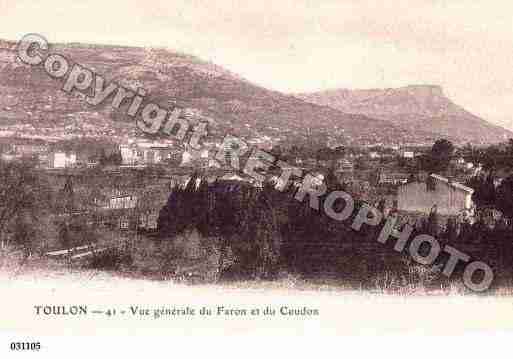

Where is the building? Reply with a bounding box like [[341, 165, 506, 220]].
[[180, 150, 193, 166], [13, 143, 48, 156], [304, 158, 318, 168], [120, 144, 138, 165], [207, 158, 221, 168], [378, 171, 409, 185], [397, 174, 474, 215], [336, 158, 354, 171], [335, 158, 354, 181], [50, 151, 77, 168], [139, 211, 159, 231], [180, 147, 213, 167], [402, 151, 415, 159], [120, 143, 167, 166], [144, 148, 162, 165], [0, 143, 50, 165], [102, 190, 138, 210]]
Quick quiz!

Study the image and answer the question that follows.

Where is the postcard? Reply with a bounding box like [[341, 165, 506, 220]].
[[1, 1, 513, 357]]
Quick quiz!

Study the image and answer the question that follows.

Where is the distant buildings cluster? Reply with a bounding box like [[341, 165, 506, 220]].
[[119, 142, 171, 166], [0, 137, 244, 171]]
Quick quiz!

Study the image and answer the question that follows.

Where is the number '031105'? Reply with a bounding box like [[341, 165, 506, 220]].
[[10, 342, 41, 351]]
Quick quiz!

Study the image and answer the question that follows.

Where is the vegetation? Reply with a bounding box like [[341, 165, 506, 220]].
[[0, 159, 52, 255], [5, 135, 513, 292], [416, 139, 454, 173], [156, 171, 513, 290]]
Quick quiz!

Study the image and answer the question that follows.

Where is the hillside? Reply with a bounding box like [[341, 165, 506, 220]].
[[0, 39, 434, 147], [295, 85, 512, 144]]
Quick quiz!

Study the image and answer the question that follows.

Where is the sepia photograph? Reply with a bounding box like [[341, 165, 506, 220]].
[[1, 1, 513, 357]]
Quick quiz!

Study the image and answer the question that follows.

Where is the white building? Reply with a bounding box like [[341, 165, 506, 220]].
[[180, 147, 211, 167], [200, 149, 209, 158], [207, 159, 221, 168], [120, 144, 138, 165], [402, 151, 415, 159], [180, 150, 193, 166], [104, 190, 138, 210], [139, 212, 159, 230], [397, 174, 474, 216], [120, 143, 165, 165], [51, 151, 77, 168]]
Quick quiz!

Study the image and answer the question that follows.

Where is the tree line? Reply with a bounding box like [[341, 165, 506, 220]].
[[156, 170, 513, 287]]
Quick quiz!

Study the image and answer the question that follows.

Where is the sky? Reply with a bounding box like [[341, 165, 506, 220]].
[[2, 0, 513, 130]]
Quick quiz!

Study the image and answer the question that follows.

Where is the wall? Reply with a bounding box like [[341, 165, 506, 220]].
[[52, 152, 76, 168], [397, 180, 472, 215]]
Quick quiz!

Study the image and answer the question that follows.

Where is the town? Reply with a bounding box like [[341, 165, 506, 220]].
[[2, 129, 513, 293]]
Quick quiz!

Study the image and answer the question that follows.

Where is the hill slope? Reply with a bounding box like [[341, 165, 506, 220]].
[[0, 39, 432, 147], [295, 85, 511, 144]]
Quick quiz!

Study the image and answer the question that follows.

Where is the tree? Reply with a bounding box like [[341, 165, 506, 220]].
[[469, 171, 496, 209], [355, 156, 369, 170], [324, 167, 342, 191], [0, 159, 50, 252], [12, 211, 35, 254], [425, 205, 441, 237], [98, 147, 123, 166], [444, 216, 459, 243], [422, 139, 454, 173], [269, 145, 283, 161], [496, 175, 513, 220], [432, 139, 454, 159], [62, 175, 75, 214]]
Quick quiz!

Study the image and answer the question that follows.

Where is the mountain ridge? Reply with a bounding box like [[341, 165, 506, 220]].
[[0, 39, 429, 147], [0, 38, 508, 146], [295, 85, 511, 144]]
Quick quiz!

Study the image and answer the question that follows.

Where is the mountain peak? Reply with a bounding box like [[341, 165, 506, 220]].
[[402, 84, 444, 97], [296, 85, 511, 144]]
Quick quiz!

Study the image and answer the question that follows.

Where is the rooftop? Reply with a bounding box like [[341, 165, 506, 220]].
[[429, 174, 474, 194]]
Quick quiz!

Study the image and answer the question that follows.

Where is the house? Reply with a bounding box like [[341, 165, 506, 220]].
[[451, 157, 475, 171], [119, 215, 131, 230], [200, 149, 209, 159], [139, 211, 159, 231], [50, 151, 77, 168], [180, 150, 194, 166], [180, 147, 214, 167], [335, 158, 354, 181], [220, 173, 252, 183], [317, 159, 330, 168], [0, 153, 16, 161], [0, 143, 49, 164], [13, 143, 48, 156], [378, 171, 409, 185], [207, 158, 221, 168], [453, 157, 466, 165], [304, 158, 318, 168], [120, 143, 168, 166], [144, 148, 162, 164], [336, 158, 354, 171], [102, 190, 138, 210], [397, 174, 474, 216], [309, 172, 325, 188], [120, 144, 138, 165], [402, 151, 415, 159]]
